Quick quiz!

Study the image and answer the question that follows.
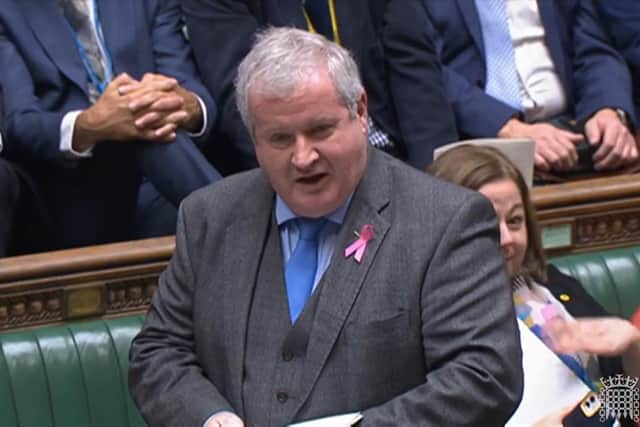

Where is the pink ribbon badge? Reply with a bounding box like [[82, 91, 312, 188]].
[[344, 224, 375, 263]]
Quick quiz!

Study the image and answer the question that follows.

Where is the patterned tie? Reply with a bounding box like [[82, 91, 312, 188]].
[[285, 218, 326, 322], [59, 0, 107, 99], [474, 0, 522, 110], [304, 0, 334, 41]]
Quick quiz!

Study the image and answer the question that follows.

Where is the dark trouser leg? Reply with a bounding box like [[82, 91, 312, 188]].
[[0, 158, 19, 257], [42, 144, 140, 250], [134, 179, 178, 239], [138, 132, 221, 206]]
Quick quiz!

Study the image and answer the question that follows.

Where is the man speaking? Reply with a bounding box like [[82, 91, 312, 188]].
[[129, 27, 523, 427]]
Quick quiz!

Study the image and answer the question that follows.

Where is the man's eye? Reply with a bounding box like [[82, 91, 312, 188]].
[[270, 134, 292, 144], [310, 124, 334, 138]]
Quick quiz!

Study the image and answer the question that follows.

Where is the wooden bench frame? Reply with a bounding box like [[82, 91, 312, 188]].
[[0, 237, 174, 331], [1, 173, 639, 331], [532, 174, 640, 255]]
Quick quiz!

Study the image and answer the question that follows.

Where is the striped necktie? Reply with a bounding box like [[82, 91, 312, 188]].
[[474, 0, 522, 110]]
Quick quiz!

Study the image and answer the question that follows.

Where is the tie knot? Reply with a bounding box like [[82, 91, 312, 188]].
[[296, 218, 326, 241]]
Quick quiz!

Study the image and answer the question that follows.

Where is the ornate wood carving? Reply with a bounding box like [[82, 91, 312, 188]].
[[575, 212, 640, 247], [533, 174, 640, 255], [0, 290, 64, 329], [106, 276, 158, 313], [0, 238, 173, 331]]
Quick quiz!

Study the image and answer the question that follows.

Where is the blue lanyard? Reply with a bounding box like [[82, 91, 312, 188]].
[[64, 0, 114, 95], [516, 309, 597, 391]]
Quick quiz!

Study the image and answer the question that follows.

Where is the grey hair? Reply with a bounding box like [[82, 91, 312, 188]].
[[235, 27, 364, 133]]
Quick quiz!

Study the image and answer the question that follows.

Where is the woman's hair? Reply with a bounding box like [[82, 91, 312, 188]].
[[427, 145, 547, 283]]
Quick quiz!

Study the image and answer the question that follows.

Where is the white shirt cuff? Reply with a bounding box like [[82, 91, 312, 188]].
[[60, 110, 94, 158], [203, 411, 235, 427], [187, 95, 207, 138]]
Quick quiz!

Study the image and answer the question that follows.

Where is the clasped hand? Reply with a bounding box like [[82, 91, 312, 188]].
[[74, 73, 202, 151], [498, 108, 639, 172]]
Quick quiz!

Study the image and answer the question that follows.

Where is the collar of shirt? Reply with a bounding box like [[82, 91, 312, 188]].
[[275, 193, 354, 290], [275, 193, 353, 227]]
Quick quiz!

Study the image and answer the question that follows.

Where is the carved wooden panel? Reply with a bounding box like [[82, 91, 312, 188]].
[[106, 276, 158, 313], [0, 272, 162, 331], [0, 237, 173, 331], [533, 175, 640, 255], [575, 212, 640, 247], [0, 290, 64, 329]]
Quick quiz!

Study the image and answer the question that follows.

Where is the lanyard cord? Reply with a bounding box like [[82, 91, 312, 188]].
[[63, 0, 114, 94], [303, 0, 342, 46]]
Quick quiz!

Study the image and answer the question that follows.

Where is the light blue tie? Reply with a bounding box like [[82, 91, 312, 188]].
[[285, 218, 326, 322], [474, 0, 522, 110]]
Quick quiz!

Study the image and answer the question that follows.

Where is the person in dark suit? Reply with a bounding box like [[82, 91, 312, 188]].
[[595, 2, 640, 139], [0, 152, 51, 257], [0, 88, 17, 257], [129, 28, 522, 427], [423, 0, 638, 174], [0, 0, 221, 250], [429, 145, 640, 427], [0, 155, 18, 257], [0, 89, 59, 257], [181, 0, 458, 173]]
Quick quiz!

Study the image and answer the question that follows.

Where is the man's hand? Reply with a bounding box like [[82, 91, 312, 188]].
[[72, 73, 179, 151], [585, 108, 638, 171], [498, 118, 583, 172], [119, 73, 204, 137], [204, 412, 244, 427]]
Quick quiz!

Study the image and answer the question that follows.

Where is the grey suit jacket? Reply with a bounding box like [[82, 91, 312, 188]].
[[129, 148, 523, 426]]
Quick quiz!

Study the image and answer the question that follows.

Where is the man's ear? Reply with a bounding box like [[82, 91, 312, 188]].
[[357, 91, 368, 133]]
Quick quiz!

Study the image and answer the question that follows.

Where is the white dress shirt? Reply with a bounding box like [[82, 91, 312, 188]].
[[505, 0, 567, 122]]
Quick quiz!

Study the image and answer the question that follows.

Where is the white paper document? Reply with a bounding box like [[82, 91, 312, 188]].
[[288, 412, 363, 427], [506, 320, 591, 426]]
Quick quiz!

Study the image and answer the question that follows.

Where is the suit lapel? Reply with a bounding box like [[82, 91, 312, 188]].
[[20, 0, 88, 95], [222, 172, 276, 414], [293, 149, 391, 416], [457, 0, 485, 58], [333, 1, 366, 53]]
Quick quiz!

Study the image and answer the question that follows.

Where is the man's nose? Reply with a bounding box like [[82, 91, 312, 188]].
[[291, 137, 319, 169]]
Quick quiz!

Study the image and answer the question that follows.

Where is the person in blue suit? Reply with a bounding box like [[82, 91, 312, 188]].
[[0, 0, 221, 250], [596, 2, 640, 127], [423, 0, 638, 175], [181, 0, 458, 172]]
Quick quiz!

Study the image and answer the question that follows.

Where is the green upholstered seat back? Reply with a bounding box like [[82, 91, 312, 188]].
[[550, 246, 640, 319], [0, 316, 146, 427]]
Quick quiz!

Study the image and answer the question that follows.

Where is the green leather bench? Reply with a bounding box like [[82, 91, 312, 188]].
[[1, 247, 639, 426], [551, 246, 640, 319], [0, 316, 146, 427]]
